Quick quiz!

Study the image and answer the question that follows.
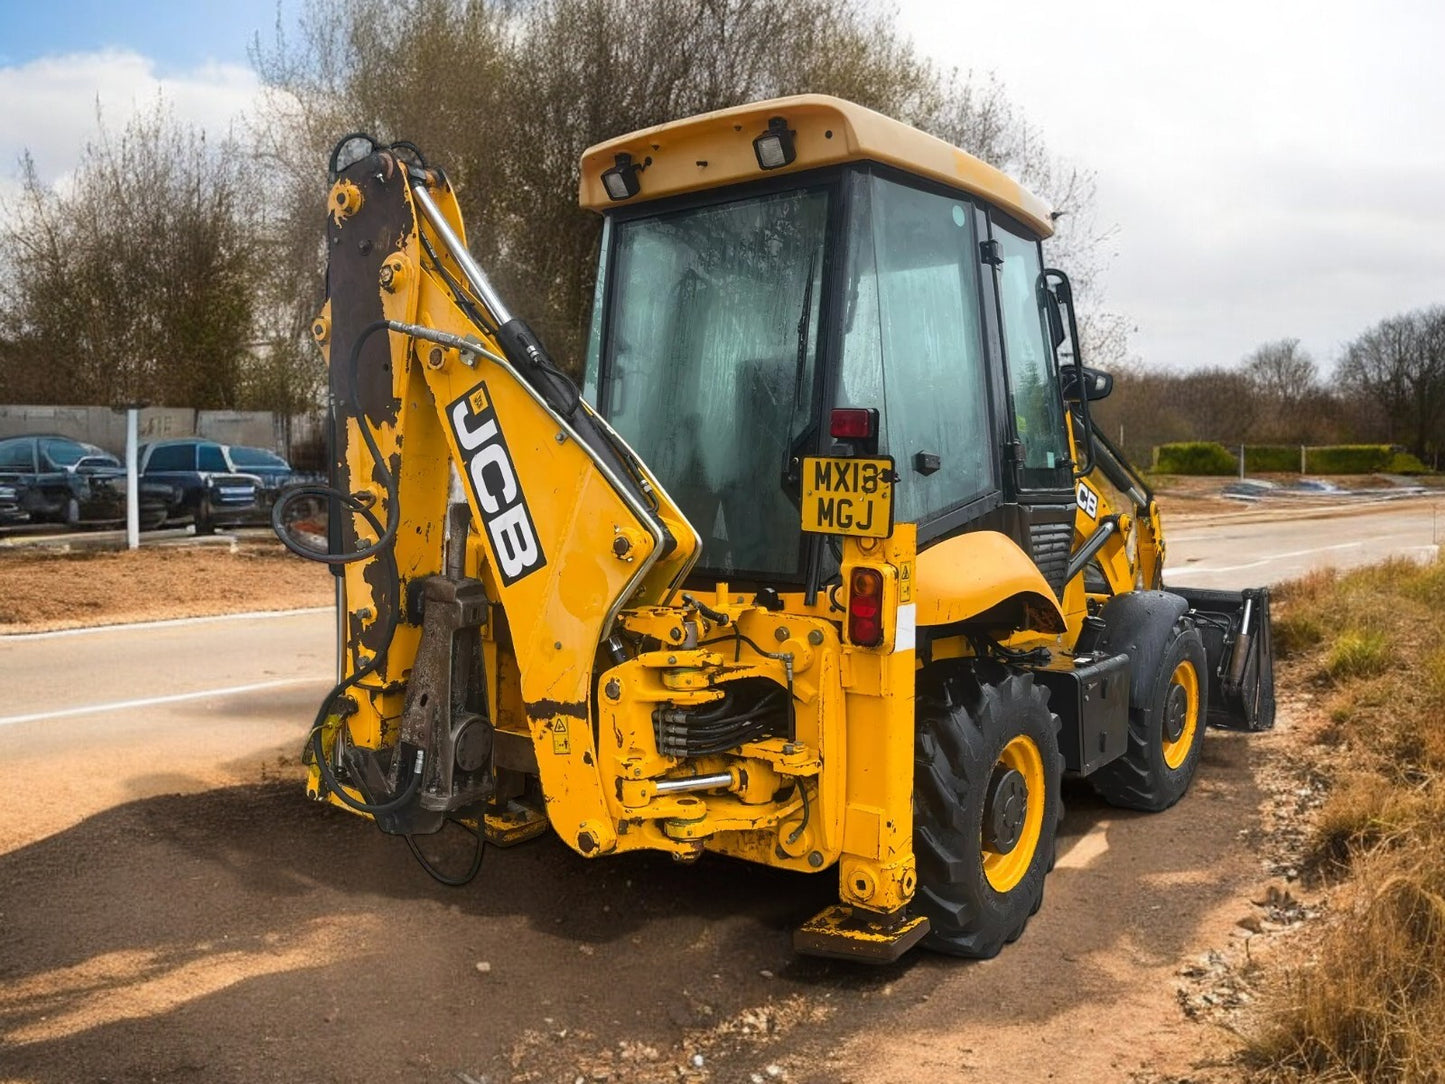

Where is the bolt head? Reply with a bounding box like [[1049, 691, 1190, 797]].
[[807, 850, 824, 868], [774, 626, 789, 642], [605, 678, 621, 700]]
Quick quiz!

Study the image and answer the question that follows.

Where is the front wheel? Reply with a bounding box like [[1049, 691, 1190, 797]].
[[1090, 620, 1208, 812], [913, 662, 1063, 958]]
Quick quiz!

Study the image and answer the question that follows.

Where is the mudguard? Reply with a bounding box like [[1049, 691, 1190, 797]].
[[1081, 590, 1189, 731]]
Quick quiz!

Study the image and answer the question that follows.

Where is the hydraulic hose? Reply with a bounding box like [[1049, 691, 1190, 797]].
[[272, 320, 415, 815]]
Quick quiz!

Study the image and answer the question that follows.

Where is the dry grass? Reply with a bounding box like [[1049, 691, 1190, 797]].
[[1246, 556, 1445, 1081]]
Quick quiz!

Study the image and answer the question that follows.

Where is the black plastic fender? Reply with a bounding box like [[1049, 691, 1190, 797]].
[[1081, 590, 1190, 729]]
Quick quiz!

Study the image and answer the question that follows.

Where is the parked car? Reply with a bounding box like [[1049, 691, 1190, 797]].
[[138, 439, 267, 534], [0, 434, 172, 529], [221, 444, 296, 515], [0, 476, 30, 526]]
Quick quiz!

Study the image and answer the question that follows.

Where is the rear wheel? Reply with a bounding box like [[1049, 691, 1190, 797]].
[[1090, 620, 1208, 812], [913, 662, 1063, 958]]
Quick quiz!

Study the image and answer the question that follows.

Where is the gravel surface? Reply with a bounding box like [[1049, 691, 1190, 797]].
[[0, 542, 331, 633]]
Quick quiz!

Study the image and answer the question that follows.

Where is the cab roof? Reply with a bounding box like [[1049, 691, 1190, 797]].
[[578, 94, 1054, 238]]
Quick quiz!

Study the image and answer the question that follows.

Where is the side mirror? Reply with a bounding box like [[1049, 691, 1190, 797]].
[[1043, 289, 1067, 351], [1061, 366, 1113, 403]]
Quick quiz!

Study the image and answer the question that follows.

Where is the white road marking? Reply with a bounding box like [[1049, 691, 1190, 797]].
[[0, 677, 328, 727], [1165, 541, 1362, 577], [1, 607, 331, 642]]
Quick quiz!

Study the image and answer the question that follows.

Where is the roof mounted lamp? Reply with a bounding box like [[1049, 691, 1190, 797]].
[[601, 152, 645, 201], [753, 116, 796, 170]]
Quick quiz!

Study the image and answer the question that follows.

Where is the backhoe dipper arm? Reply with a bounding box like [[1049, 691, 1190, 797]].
[[300, 141, 699, 855]]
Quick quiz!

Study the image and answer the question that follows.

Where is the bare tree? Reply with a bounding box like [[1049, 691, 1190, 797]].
[[0, 102, 256, 408], [1244, 337, 1321, 443], [1337, 307, 1445, 457], [252, 0, 1111, 375]]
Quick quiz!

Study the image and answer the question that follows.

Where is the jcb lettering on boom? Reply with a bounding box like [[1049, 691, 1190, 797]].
[[447, 382, 547, 585]]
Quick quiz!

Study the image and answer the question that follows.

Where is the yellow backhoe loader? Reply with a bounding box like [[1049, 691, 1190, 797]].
[[276, 96, 1275, 962]]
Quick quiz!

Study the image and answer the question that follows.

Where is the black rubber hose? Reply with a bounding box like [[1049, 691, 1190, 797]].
[[405, 820, 486, 886], [271, 320, 399, 565]]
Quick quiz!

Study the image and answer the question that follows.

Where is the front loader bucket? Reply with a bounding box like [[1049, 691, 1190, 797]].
[[1173, 586, 1275, 732]]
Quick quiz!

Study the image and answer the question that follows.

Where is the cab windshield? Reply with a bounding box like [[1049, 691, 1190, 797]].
[[597, 188, 828, 578]]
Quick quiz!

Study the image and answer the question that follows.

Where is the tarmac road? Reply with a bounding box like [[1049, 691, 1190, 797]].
[[1163, 495, 1442, 588], [0, 500, 1433, 1083]]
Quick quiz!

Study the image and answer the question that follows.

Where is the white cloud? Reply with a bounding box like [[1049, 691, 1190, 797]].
[[897, 0, 1445, 371], [0, 49, 266, 186]]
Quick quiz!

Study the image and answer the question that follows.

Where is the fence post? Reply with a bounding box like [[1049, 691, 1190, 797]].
[[1301, 445, 1307, 474], [125, 407, 139, 550], [1239, 445, 1245, 479]]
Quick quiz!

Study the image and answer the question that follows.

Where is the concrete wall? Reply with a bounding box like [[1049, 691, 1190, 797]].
[[0, 405, 284, 455]]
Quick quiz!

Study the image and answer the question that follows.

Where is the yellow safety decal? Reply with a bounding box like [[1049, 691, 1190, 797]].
[[899, 559, 914, 604], [552, 719, 571, 755], [801, 456, 894, 538], [467, 385, 489, 415]]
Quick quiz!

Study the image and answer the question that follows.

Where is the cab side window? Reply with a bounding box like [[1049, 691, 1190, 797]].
[[147, 444, 195, 471], [839, 173, 994, 524], [198, 444, 227, 472], [993, 218, 1070, 490], [0, 440, 34, 470]]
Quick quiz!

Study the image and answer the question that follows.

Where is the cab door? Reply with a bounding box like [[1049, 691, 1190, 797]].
[[987, 214, 1075, 593]]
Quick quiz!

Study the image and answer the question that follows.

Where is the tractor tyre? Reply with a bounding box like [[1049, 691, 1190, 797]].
[[1089, 619, 1208, 812], [913, 661, 1063, 958]]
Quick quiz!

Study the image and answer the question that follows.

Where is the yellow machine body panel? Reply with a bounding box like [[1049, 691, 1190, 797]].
[[578, 94, 1055, 238], [291, 95, 1271, 965], [913, 531, 1066, 633]]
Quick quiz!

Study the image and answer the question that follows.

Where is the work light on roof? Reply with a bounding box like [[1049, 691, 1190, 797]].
[[601, 152, 643, 201], [753, 116, 796, 170]]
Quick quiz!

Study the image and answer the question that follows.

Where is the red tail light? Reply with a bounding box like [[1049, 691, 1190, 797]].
[[830, 408, 877, 440], [847, 567, 884, 646]]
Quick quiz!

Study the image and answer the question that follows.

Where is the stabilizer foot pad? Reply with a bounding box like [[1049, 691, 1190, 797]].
[[484, 805, 550, 847], [793, 905, 929, 964]]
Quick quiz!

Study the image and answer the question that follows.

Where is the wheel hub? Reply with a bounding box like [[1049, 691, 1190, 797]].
[[1164, 682, 1189, 743], [983, 765, 1029, 854]]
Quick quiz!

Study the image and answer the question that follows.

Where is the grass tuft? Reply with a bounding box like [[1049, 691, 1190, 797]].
[[1325, 629, 1392, 680], [1246, 553, 1445, 1081]]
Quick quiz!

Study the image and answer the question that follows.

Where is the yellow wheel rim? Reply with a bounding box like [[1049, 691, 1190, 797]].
[[1161, 659, 1200, 770], [981, 734, 1046, 894]]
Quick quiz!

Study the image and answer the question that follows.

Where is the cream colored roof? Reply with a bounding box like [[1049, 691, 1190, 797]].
[[579, 94, 1053, 238]]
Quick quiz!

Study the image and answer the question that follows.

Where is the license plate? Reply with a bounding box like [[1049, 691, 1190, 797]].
[[800, 456, 894, 538]]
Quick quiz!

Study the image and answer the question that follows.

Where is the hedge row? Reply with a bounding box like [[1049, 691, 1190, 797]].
[[1153, 442, 1238, 475], [1152, 442, 1429, 475]]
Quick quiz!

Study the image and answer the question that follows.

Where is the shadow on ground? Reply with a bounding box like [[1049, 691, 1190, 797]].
[[0, 728, 1263, 1083]]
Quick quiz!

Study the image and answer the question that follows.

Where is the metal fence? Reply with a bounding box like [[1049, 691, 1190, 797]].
[[0, 405, 326, 468]]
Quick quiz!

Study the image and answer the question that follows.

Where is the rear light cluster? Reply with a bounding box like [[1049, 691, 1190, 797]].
[[829, 408, 877, 440], [847, 567, 884, 646]]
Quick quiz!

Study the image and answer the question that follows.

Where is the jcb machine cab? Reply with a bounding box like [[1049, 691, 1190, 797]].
[[288, 95, 1274, 962]]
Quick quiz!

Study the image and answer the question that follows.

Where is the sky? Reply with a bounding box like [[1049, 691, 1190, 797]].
[[0, 0, 1442, 372]]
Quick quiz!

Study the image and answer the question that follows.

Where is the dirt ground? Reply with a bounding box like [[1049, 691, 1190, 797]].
[[0, 541, 332, 633], [0, 540, 1315, 1084]]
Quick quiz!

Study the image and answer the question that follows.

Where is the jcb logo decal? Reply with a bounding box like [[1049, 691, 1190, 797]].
[[448, 382, 547, 586], [1076, 481, 1099, 520]]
